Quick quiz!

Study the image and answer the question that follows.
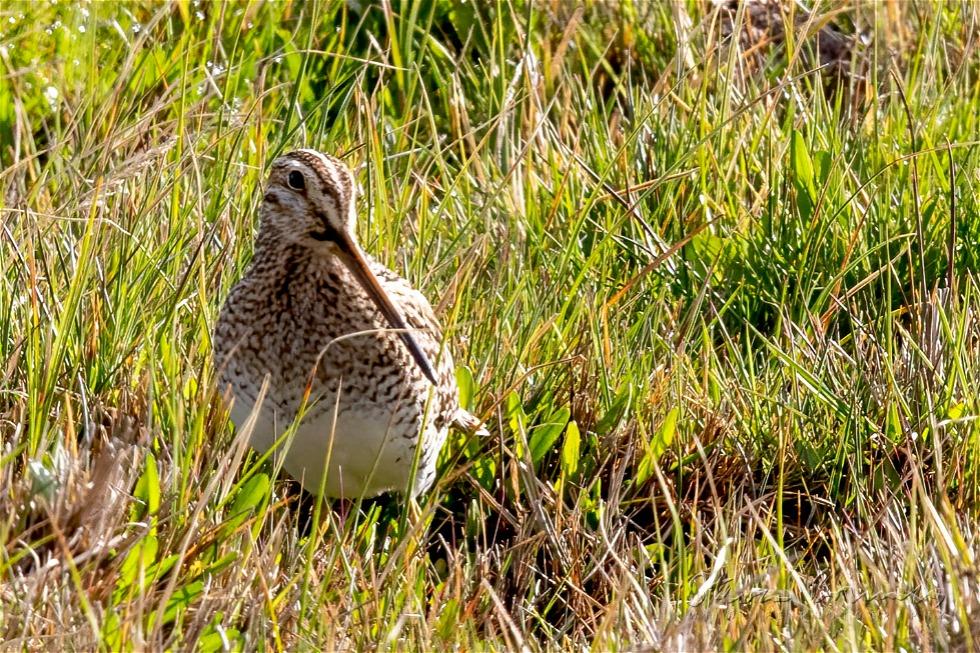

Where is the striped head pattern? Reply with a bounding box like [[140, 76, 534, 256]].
[[260, 149, 360, 249]]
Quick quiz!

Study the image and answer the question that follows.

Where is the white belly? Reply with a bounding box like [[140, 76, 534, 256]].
[[229, 389, 439, 498]]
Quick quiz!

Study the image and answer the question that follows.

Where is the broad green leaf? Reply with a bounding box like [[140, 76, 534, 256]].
[[197, 627, 243, 653], [229, 473, 269, 522], [160, 580, 204, 626], [471, 456, 496, 491], [561, 420, 581, 476], [146, 553, 182, 582], [791, 130, 816, 220], [529, 406, 570, 466], [791, 131, 815, 196], [118, 535, 158, 593], [134, 452, 160, 517], [814, 150, 833, 185], [506, 392, 526, 433], [885, 404, 902, 443], [200, 553, 240, 579], [456, 365, 475, 410], [182, 376, 198, 401], [101, 611, 122, 651], [690, 232, 725, 262], [437, 598, 461, 641], [506, 392, 527, 458], [948, 402, 966, 420], [282, 40, 302, 80], [658, 407, 678, 451]]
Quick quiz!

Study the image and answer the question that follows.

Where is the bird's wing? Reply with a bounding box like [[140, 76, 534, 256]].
[[369, 260, 490, 433]]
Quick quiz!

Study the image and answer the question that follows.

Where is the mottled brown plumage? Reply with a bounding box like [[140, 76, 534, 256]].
[[213, 149, 484, 498]]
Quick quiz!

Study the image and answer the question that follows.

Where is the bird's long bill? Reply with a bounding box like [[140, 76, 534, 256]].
[[335, 232, 439, 385]]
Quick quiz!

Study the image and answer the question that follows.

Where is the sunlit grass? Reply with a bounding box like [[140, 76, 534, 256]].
[[2, 0, 980, 649]]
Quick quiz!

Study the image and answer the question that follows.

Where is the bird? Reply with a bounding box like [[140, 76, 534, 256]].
[[213, 149, 486, 499]]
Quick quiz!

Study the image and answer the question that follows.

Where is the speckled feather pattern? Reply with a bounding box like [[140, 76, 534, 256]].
[[213, 150, 472, 498]]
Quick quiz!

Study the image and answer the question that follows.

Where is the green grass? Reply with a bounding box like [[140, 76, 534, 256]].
[[2, 0, 980, 649]]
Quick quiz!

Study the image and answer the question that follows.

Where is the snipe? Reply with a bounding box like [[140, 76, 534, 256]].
[[213, 149, 485, 498]]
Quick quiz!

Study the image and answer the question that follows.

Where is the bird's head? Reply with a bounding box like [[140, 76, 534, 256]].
[[260, 149, 359, 250], [258, 149, 437, 384]]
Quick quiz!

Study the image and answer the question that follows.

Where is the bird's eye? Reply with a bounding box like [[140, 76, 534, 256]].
[[287, 170, 306, 191]]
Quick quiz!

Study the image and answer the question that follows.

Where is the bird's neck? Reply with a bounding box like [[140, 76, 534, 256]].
[[249, 232, 343, 287]]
